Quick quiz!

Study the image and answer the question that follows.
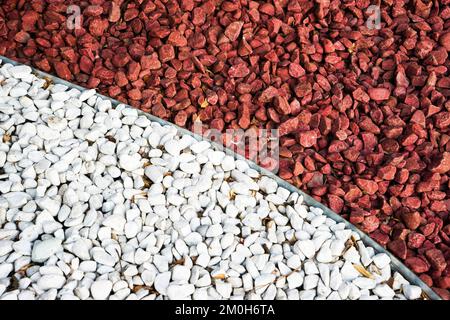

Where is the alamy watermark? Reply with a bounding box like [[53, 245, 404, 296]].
[[366, 5, 381, 30], [66, 5, 82, 30], [192, 120, 280, 174]]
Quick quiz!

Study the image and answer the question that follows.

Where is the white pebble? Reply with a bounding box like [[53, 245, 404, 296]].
[[90, 280, 113, 300]]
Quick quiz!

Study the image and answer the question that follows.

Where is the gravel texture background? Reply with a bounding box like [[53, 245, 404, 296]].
[[0, 0, 449, 298]]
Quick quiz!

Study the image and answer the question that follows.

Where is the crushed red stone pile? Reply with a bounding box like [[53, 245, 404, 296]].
[[0, 0, 449, 299]]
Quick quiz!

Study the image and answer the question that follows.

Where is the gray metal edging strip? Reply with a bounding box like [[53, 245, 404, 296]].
[[0, 55, 441, 300]]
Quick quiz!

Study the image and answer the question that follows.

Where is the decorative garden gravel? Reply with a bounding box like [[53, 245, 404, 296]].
[[0, 1, 448, 298], [0, 60, 427, 300]]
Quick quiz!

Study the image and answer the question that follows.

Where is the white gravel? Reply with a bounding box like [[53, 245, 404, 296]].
[[0, 60, 425, 300]]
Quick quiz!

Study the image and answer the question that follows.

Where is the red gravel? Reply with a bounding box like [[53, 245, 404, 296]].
[[1, 0, 449, 298]]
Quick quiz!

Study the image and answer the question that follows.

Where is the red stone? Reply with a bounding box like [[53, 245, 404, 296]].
[[14, 30, 30, 43], [298, 131, 317, 148], [421, 223, 436, 237], [168, 31, 188, 47], [355, 179, 378, 195], [361, 216, 380, 233], [344, 186, 362, 202], [370, 230, 390, 246], [79, 56, 93, 74], [440, 32, 450, 51], [407, 232, 426, 249], [128, 88, 142, 100], [96, 68, 115, 80], [437, 276, 450, 289], [228, 64, 250, 78], [405, 257, 430, 273], [279, 118, 298, 136], [432, 288, 450, 300], [112, 52, 130, 68], [21, 10, 39, 31], [108, 2, 121, 22], [388, 239, 407, 260], [275, 96, 291, 115], [352, 87, 370, 103], [127, 62, 141, 81], [420, 274, 433, 287], [159, 44, 175, 63], [349, 210, 365, 224], [402, 211, 422, 230], [114, 71, 128, 87], [431, 152, 450, 174], [53, 61, 72, 80], [89, 18, 109, 37], [435, 112, 450, 129], [368, 87, 391, 101], [224, 21, 244, 41], [327, 194, 344, 213], [377, 165, 396, 180], [289, 63, 305, 78], [124, 8, 139, 21], [141, 54, 161, 70], [84, 5, 103, 17], [425, 249, 447, 272]]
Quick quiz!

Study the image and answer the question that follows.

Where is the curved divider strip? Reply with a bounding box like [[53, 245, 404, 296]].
[[0, 55, 441, 300]]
